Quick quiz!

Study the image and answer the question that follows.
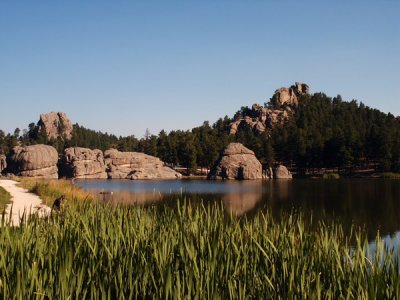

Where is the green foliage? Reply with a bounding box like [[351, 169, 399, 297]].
[[68, 124, 120, 151], [1, 200, 400, 298], [1, 92, 400, 174], [322, 173, 340, 179]]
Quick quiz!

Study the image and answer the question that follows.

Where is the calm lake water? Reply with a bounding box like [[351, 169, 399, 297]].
[[76, 178, 400, 242]]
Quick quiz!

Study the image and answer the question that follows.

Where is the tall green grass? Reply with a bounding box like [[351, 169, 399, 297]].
[[1, 198, 399, 299], [0, 186, 11, 211]]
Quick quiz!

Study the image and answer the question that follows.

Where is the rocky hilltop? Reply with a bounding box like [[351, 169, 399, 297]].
[[104, 149, 182, 180], [271, 82, 310, 107], [38, 112, 73, 140], [7, 145, 59, 178], [230, 82, 310, 135], [208, 143, 262, 180]]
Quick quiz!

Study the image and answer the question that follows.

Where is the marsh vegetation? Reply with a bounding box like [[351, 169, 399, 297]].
[[0, 179, 399, 298]]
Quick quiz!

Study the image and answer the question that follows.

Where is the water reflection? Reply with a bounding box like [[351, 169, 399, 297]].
[[77, 179, 400, 240], [223, 193, 263, 216], [95, 191, 163, 205], [368, 231, 400, 260]]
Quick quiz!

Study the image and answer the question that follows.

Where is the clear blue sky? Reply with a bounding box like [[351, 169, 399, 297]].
[[1, 1, 399, 138]]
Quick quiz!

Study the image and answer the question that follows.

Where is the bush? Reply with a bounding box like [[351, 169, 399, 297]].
[[322, 173, 340, 179]]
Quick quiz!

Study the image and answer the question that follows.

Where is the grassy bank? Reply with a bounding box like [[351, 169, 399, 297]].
[[18, 178, 95, 205], [0, 186, 11, 211], [1, 183, 400, 298]]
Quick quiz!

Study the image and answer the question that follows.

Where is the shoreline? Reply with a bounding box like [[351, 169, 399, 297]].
[[0, 179, 51, 226]]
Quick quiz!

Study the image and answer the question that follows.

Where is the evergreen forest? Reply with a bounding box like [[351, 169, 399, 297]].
[[1, 93, 400, 175]]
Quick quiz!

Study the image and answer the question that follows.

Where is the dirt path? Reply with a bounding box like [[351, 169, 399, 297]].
[[0, 179, 51, 226]]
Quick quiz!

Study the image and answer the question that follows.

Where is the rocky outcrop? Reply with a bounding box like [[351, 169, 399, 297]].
[[104, 149, 182, 180], [0, 154, 6, 174], [61, 147, 107, 179], [271, 82, 310, 108], [273, 165, 292, 179], [38, 112, 73, 141], [7, 145, 58, 178], [229, 83, 309, 135], [207, 143, 262, 180], [230, 116, 266, 135], [229, 105, 290, 135]]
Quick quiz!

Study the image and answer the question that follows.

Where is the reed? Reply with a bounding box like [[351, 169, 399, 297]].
[[0, 195, 399, 299]]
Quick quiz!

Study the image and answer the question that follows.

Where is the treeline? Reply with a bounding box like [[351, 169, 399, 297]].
[[1, 92, 400, 174]]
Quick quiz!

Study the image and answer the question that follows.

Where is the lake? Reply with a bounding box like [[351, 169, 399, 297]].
[[76, 178, 400, 242]]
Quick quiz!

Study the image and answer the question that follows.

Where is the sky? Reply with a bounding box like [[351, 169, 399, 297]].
[[1, 1, 399, 138]]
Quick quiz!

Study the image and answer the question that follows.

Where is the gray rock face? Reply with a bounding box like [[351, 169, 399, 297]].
[[229, 83, 309, 136], [273, 165, 292, 179], [0, 154, 6, 174], [207, 143, 262, 180], [38, 112, 73, 141], [271, 82, 310, 108], [62, 147, 107, 179], [7, 145, 59, 178], [229, 105, 290, 135], [104, 149, 182, 180]]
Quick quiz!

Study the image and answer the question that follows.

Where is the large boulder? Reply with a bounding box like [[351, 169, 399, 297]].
[[0, 154, 6, 174], [61, 147, 107, 179], [273, 165, 292, 179], [104, 149, 182, 180], [207, 143, 262, 180], [7, 145, 58, 178], [38, 112, 73, 141]]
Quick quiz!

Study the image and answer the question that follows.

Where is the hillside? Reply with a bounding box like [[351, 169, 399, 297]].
[[1, 83, 399, 175]]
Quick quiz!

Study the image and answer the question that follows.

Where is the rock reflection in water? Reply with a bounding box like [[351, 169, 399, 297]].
[[92, 190, 163, 206], [223, 192, 263, 216], [94, 189, 264, 215], [77, 178, 400, 242]]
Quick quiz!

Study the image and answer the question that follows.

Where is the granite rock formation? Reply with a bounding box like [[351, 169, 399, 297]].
[[273, 165, 292, 179], [104, 149, 182, 180], [38, 112, 73, 140], [61, 147, 107, 179], [271, 82, 310, 107], [207, 143, 262, 180], [7, 145, 59, 178], [229, 82, 309, 135], [229, 106, 290, 135]]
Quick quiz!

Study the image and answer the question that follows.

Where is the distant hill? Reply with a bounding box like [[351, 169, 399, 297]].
[[1, 83, 399, 174]]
